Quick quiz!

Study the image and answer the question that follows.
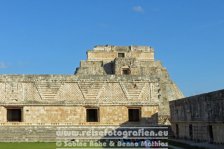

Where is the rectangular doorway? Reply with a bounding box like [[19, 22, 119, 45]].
[[86, 108, 99, 122], [189, 124, 193, 140], [208, 125, 214, 143], [7, 108, 22, 122]]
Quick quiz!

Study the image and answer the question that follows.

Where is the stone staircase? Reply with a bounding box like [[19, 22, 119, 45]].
[[0, 125, 119, 142], [78, 82, 104, 100], [0, 125, 173, 142], [0, 126, 57, 142], [36, 82, 62, 100]]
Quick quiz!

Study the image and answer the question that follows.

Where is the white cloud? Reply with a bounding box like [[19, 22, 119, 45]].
[[132, 6, 144, 13], [0, 62, 8, 69]]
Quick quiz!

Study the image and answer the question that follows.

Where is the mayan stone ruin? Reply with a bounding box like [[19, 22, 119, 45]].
[[0, 45, 183, 141], [170, 89, 224, 144]]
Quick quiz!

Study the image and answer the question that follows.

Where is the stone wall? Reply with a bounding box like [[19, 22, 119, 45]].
[[0, 104, 160, 142], [76, 46, 161, 76], [170, 89, 224, 143], [0, 76, 162, 105], [87, 45, 154, 61], [0, 105, 158, 125]]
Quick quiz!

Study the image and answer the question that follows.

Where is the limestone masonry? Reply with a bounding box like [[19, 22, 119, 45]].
[[170, 89, 224, 144], [0, 45, 183, 141]]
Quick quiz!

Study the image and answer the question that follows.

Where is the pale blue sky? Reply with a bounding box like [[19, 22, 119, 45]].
[[0, 0, 224, 96]]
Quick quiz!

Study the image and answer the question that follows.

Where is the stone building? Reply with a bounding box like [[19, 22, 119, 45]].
[[170, 89, 224, 144], [0, 45, 183, 141]]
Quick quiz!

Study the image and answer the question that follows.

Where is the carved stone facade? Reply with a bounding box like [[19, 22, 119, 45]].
[[170, 89, 224, 144], [0, 45, 183, 141]]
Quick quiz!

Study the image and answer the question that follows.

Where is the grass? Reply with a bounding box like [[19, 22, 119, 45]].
[[0, 142, 56, 149], [0, 141, 185, 149], [0, 142, 104, 149], [0, 142, 167, 149]]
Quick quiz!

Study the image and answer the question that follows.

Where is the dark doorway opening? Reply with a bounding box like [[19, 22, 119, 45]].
[[208, 125, 214, 143], [189, 124, 193, 140], [176, 124, 179, 138], [86, 109, 99, 122], [118, 53, 125, 58], [122, 68, 131, 75], [7, 108, 22, 122], [128, 109, 140, 122]]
